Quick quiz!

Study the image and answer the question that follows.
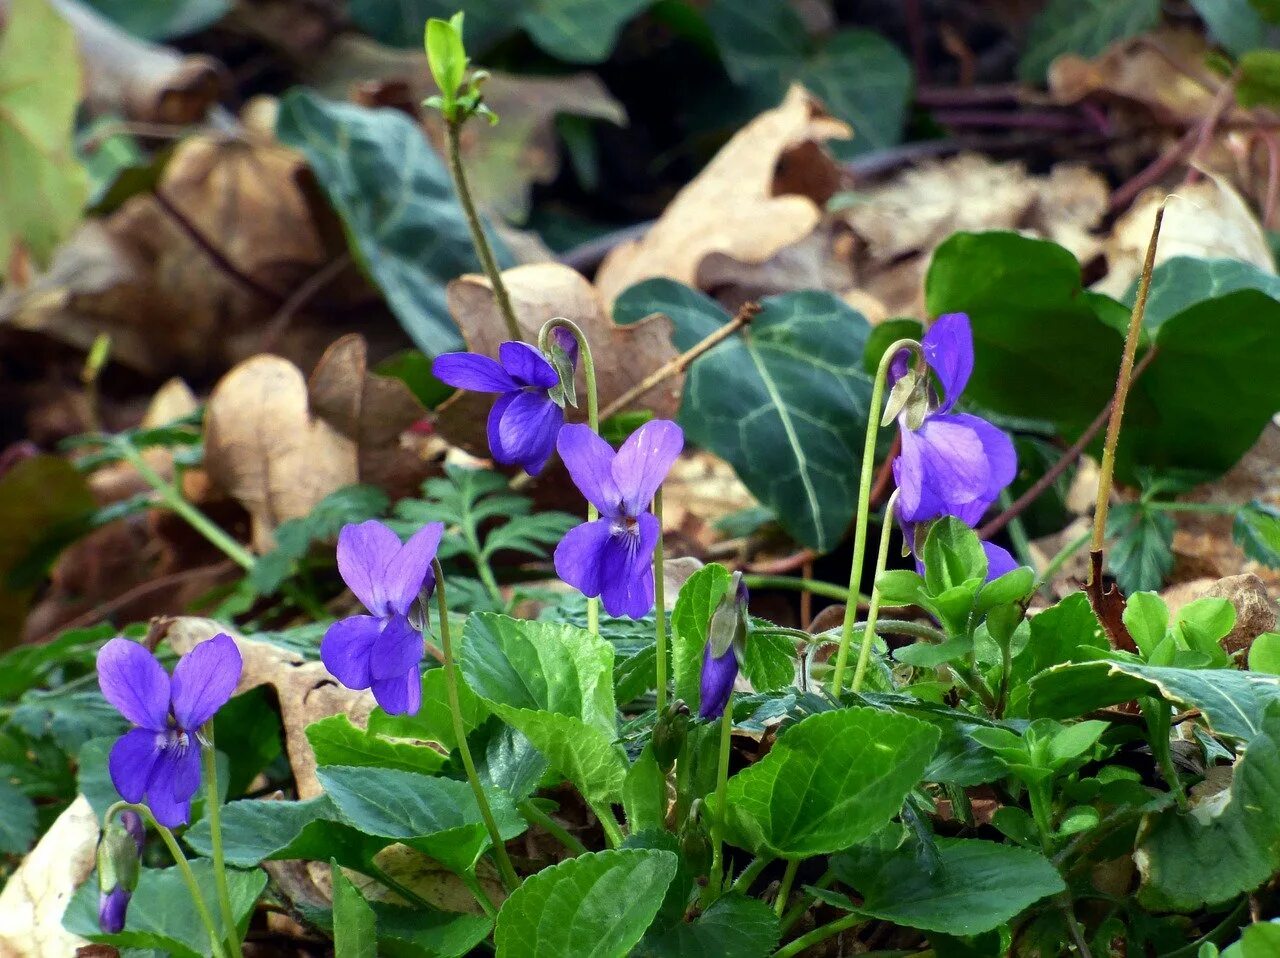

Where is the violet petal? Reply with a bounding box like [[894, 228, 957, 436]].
[[432, 352, 517, 393], [321, 615, 383, 691], [371, 666, 422, 716], [499, 341, 559, 390], [553, 518, 615, 602], [97, 638, 170, 731], [170, 633, 242, 730], [497, 391, 563, 475], [381, 521, 444, 616], [336, 520, 402, 616], [613, 419, 683, 516], [369, 614, 424, 682], [923, 313, 974, 414], [108, 728, 160, 804], [557, 424, 622, 515]]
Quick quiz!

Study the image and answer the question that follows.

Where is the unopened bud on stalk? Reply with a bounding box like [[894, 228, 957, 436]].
[[651, 701, 690, 773], [97, 813, 144, 933], [698, 573, 749, 721]]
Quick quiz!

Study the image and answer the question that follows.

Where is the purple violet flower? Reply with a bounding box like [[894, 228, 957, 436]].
[[982, 541, 1019, 580], [554, 420, 684, 618], [432, 341, 570, 475], [891, 313, 1016, 527], [97, 633, 243, 828], [699, 645, 738, 721], [699, 575, 749, 720], [321, 520, 443, 716], [119, 809, 145, 855], [98, 886, 130, 934]]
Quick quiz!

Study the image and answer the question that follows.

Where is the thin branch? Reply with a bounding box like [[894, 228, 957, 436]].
[[259, 253, 353, 350]]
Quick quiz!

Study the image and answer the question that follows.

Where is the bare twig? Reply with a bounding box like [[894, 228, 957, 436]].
[[259, 253, 353, 350], [1109, 125, 1200, 212]]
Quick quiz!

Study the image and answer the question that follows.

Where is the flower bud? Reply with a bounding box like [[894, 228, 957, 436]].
[[98, 886, 130, 934], [678, 800, 711, 873], [651, 702, 689, 773], [119, 809, 145, 856], [546, 327, 580, 409], [699, 574, 749, 721]]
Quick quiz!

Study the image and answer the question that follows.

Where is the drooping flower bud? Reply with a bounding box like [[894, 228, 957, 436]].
[[546, 326, 580, 409], [651, 701, 689, 773], [698, 573, 749, 720], [96, 815, 143, 934]]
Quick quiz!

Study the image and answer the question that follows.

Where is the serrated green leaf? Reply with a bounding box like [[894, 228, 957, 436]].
[[670, 563, 731, 713], [740, 630, 795, 693], [616, 281, 875, 551], [1223, 921, 1280, 958], [1029, 660, 1280, 741], [1019, 0, 1160, 82], [718, 707, 939, 858], [318, 765, 525, 876], [634, 892, 779, 957], [835, 837, 1064, 935], [332, 858, 377, 958], [622, 744, 665, 835], [493, 849, 677, 958], [306, 714, 448, 776], [185, 795, 386, 869]]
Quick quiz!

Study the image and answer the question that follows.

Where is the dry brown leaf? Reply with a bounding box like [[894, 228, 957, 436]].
[[1048, 29, 1226, 127], [0, 796, 97, 957], [842, 153, 1108, 316], [205, 354, 357, 553], [161, 616, 373, 798], [307, 334, 435, 500], [360, 846, 506, 914], [594, 84, 850, 304], [434, 263, 680, 458], [1095, 175, 1274, 297]]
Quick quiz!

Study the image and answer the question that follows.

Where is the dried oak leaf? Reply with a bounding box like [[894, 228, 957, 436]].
[[434, 263, 679, 457], [594, 83, 850, 304], [0, 796, 98, 957], [205, 354, 357, 553], [307, 334, 434, 500], [161, 616, 373, 799]]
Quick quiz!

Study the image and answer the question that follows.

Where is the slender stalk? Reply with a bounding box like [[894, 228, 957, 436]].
[[538, 319, 600, 637], [832, 339, 922, 697], [851, 491, 899, 695], [1037, 530, 1091, 590], [597, 302, 760, 421], [115, 803, 227, 958], [460, 869, 499, 919], [774, 859, 800, 917], [518, 800, 589, 855], [780, 868, 833, 932], [760, 619, 948, 646], [729, 855, 772, 895], [590, 801, 625, 848], [433, 559, 521, 891], [200, 730, 243, 958], [366, 863, 435, 910], [1090, 201, 1166, 563], [741, 575, 869, 604], [1145, 501, 1237, 515], [445, 118, 520, 342], [773, 912, 864, 958], [707, 694, 734, 897], [653, 488, 668, 718]]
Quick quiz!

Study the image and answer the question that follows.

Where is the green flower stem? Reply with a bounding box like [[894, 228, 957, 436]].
[[740, 575, 870, 604], [518, 800, 589, 856], [729, 855, 772, 895], [832, 338, 922, 697], [200, 730, 243, 958], [780, 867, 833, 932], [1141, 696, 1188, 809], [538, 318, 601, 638], [104, 801, 227, 958], [433, 559, 521, 891], [997, 489, 1037, 572], [707, 694, 734, 898], [461, 869, 499, 919], [774, 859, 800, 917], [653, 488, 668, 717], [760, 620, 947, 646], [590, 801, 625, 848], [366, 863, 435, 910], [851, 490, 899, 695], [772, 912, 864, 958], [445, 117, 520, 342], [1036, 529, 1091, 591], [1028, 781, 1056, 854], [1145, 501, 1237, 515]]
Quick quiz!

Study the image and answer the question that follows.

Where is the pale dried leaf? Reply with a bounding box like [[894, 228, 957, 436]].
[[204, 355, 356, 553], [595, 84, 850, 303], [0, 796, 97, 957]]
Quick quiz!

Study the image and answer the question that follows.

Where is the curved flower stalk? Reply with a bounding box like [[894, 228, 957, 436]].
[[321, 520, 444, 715], [98, 633, 242, 827], [432, 337, 578, 476], [554, 419, 684, 618]]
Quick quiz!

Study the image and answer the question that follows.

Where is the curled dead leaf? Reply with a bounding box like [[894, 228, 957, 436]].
[[594, 84, 850, 304], [434, 263, 680, 458], [205, 354, 356, 553]]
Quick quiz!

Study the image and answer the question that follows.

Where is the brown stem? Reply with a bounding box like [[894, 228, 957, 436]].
[[979, 349, 1156, 540], [259, 253, 352, 350], [1185, 72, 1241, 185], [1090, 202, 1166, 560], [1259, 130, 1280, 230], [597, 302, 760, 421], [1109, 125, 1200, 213], [152, 189, 286, 304]]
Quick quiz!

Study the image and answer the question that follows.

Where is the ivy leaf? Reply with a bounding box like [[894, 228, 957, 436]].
[[1018, 0, 1160, 82], [318, 765, 525, 876], [1234, 501, 1280, 568], [331, 859, 377, 958], [520, 0, 653, 63], [717, 708, 939, 858], [0, 0, 88, 277], [276, 90, 509, 356], [1190, 0, 1280, 55], [616, 281, 875, 551], [1107, 503, 1175, 595], [250, 484, 388, 595], [493, 849, 678, 958], [79, 0, 229, 40]]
